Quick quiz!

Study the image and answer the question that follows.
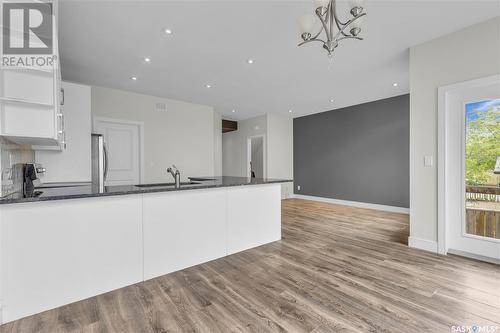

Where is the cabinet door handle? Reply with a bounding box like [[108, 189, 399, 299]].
[[60, 88, 65, 106], [61, 132, 67, 150], [57, 113, 65, 133]]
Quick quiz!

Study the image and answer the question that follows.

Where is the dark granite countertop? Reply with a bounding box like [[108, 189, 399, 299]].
[[0, 177, 293, 205]]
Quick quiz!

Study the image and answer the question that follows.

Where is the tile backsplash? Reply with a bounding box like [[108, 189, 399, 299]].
[[0, 138, 35, 197]]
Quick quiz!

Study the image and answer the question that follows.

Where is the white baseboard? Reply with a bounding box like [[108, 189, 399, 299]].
[[408, 236, 438, 253], [447, 249, 500, 265], [291, 194, 410, 214]]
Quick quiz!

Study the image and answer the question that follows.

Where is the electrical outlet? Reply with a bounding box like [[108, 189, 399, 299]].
[[297, 185, 301, 191]]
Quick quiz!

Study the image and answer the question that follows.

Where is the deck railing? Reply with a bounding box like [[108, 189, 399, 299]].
[[465, 185, 499, 239], [466, 185, 500, 202]]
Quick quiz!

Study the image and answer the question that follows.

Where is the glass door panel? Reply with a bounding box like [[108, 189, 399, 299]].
[[464, 99, 500, 240]]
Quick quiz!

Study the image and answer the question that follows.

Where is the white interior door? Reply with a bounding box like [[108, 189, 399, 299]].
[[439, 75, 500, 261], [94, 118, 142, 186]]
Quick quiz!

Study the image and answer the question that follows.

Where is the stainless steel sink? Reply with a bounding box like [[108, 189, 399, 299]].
[[36, 182, 91, 189], [188, 177, 216, 181], [135, 181, 200, 188]]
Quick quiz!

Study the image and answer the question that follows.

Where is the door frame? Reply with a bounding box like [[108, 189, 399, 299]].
[[247, 134, 266, 179], [437, 74, 500, 256], [93, 116, 145, 184]]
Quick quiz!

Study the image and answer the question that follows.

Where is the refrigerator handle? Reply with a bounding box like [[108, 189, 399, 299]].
[[103, 143, 109, 181]]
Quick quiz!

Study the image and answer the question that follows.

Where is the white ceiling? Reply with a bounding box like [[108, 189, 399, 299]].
[[59, 0, 499, 120]]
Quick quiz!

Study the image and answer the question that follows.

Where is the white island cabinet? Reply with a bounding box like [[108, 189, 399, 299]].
[[227, 184, 281, 254], [0, 195, 143, 324], [143, 188, 227, 280], [0, 183, 282, 324]]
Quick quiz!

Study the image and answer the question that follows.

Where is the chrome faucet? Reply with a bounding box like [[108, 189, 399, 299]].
[[167, 165, 181, 188]]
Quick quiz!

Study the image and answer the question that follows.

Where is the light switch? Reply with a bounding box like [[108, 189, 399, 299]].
[[297, 185, 301, 191], [424, 155, 433, 167]]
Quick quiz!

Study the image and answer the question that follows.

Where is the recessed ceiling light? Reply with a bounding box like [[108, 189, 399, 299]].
[[289, 109, 293, 113], [329, 99, 334, 103], [144, 57, 151, 62], [205, 84, 212, 88], [247, 59, 254, 64], [130, 76, 137, 81], [393, 82, 398, 87], [232, 109, 236, 113], [164, 28, 172, 34]]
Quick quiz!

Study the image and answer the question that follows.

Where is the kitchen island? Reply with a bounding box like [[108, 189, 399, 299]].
[[0, 177, 291, 324]]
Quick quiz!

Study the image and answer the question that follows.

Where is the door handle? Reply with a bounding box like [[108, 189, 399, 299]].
[[103, 143, 109, 181]]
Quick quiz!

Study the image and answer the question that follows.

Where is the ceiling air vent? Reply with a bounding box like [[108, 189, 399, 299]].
[[155, 102, 167, 112]]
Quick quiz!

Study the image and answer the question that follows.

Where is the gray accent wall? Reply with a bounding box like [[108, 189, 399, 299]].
[[293, 94, 409, 208]]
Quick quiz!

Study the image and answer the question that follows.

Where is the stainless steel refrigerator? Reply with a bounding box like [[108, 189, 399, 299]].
[[91, 133, 108, 191]]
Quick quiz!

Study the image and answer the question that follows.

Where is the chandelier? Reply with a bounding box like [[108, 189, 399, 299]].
[[298, 0, 366, 56]]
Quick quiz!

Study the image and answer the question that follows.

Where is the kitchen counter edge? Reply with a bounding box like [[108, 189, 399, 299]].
[[0, 178, 293, 205]]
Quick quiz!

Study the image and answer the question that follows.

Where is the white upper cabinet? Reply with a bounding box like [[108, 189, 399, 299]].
[[0, 0, 65, 149], [35, 82, 91, 182]]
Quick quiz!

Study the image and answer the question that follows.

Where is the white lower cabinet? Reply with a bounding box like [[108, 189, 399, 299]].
[[143, 188, 227, 280], [227, 184, 281, 254], [0, 184, 282, 324], [0, 195, 143, 323]]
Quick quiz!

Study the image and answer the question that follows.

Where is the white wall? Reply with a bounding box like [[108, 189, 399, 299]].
[[222, 113, 293, 198], [267, 113, 293, 198], [222, 115, 267, 177], [92, 86, 218, 182], [409, 17, 500, 249]]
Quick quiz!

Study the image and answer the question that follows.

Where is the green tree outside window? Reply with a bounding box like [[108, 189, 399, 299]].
[[465, 100, 500, 186]]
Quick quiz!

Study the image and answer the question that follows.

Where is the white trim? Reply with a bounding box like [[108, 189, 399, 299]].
[[447, 249, 500, 265], [437, 74, 500, 256], [461, 232, 500, 244], [437, 82, 447, 255], [291, 194, 409, 214], [92, 116, 145, 184], [408, 236, 438, 253]]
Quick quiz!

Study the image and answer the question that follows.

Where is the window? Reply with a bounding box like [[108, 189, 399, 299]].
[[464, 99, 500, 239]]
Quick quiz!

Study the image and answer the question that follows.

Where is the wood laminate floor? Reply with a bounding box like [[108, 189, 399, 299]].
[[2, 199, 499, 333]]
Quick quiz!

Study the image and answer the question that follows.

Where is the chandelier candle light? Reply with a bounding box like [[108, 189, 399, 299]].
[[298, 0, 366, 56]]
